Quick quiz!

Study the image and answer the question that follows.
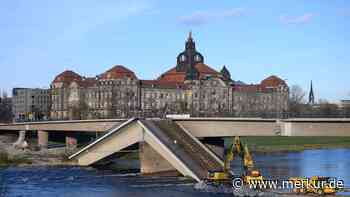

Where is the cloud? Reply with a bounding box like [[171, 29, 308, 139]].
[[178, 8, 244, 26], [279, 13, 316, 25]]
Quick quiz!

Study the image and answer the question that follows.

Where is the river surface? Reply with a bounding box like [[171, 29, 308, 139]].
[[1, 149, 349, 197]]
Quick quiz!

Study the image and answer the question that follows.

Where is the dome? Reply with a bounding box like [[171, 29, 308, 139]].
[[52, 70, 82, 83], [100, 65, 137, 80], [158, 63, 220, 83], [261, 75, 286, 87], [175, 32, 204, 75]]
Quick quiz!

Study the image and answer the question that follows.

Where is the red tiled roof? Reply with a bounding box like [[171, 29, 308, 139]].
[[100, 65, 137, 80], [79, 77, 97, 87], [233, 76, 287, 93], [53, 70, 82, 83], [157, 63, 220, 83], [261, 75, 286, 88], [157, 67, 186, 83], [195, 63, 220, 75], [233, 84, 266, 92]]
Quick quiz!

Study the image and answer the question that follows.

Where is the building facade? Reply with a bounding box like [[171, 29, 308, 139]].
[[340, 100, 350, 109], [12, 88, 51, 121], [50, 33, 289, 120]]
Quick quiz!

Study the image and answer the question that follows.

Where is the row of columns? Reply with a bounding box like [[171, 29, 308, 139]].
[[14, 130, 78, 150]]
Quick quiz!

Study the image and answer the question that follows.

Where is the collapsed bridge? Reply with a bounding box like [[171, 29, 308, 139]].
[[1, 117, 350, 181], [69, 118, 223, 182]]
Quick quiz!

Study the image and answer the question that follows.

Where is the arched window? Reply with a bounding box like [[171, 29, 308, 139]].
[[195, 54, 202, 62], [180, 54, 186, 62]]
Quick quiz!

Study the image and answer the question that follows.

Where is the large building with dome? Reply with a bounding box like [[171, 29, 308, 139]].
[[50, 33, 289, 119]]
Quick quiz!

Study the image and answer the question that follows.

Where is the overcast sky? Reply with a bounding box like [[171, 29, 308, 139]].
[[0, 0, 349, 101]]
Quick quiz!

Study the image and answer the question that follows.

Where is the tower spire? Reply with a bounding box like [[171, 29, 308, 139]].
[[309, 80, 315, 105], [185, 31, 195, 50], [220, 65, 231, 81], [176, 32, 203, 79]]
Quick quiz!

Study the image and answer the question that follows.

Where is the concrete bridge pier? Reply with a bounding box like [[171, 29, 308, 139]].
[[139, 142, 176, 174], [65, 134, 78, 150], [13, 130, 28, 149], [37, 130, 48, 149]]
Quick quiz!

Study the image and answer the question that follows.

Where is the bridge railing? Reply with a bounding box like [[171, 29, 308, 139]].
[[10, 111, 350, 123]]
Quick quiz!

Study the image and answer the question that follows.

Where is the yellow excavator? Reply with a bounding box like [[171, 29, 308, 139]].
[[206, 137, 344, 195], [207, 136, 263, 184], [289, 176, 339, 195]]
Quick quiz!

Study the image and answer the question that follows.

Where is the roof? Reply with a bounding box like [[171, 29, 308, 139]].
[[195, 63, 220, 75], [53, 70, 82, 83], [234, 80, 246, 85], [79, 77, 98, 87], [233, 84, 265, 92], [233, 76, 287, 93], [260, 75, 286, 88], [158, 63, 220, 83], [99, 65, 137, 80]]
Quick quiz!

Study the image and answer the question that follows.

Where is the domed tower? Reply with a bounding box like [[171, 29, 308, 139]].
[[176, 32, 204, 80]]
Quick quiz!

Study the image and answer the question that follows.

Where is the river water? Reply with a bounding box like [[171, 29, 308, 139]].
[[1, 149, 349, 197]]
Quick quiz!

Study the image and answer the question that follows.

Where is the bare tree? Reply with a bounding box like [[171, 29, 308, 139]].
[[2, 91, 8, 98], [69, 101, 89, 120], [318, 100, 339, 116], [289, 85, 306, 104], [0, 90, 12, 123], [288, 85, 306, 114]]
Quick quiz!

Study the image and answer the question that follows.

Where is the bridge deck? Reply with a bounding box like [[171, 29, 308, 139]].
[[1, 118, 350, 136], [141, 120, 222, 179], [69, 118, 223, 181]]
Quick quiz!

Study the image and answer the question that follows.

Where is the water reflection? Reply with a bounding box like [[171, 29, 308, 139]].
[[0, 149, 349, 196], [251, 149, 350, 187]]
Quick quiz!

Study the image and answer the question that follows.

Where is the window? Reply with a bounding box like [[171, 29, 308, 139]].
[[195, 54, 202, 62], [180, 54, 186, 62]]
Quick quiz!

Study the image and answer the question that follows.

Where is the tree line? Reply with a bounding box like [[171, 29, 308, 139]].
[[289, 85, 350, 118], [0, 91, 12, 123], [1, 86, 350, 122]]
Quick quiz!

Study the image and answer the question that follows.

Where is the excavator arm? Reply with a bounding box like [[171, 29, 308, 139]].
[[243, 144, 255, 171], [223, 137, 254, 172], [207, 136, 263, 183]]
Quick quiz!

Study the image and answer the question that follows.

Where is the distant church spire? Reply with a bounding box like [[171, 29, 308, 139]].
[[309, 80, 315, 104]]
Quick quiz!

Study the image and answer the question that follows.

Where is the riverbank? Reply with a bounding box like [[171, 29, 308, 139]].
[[241, 136, 350, 152], [2, 134, 350, 166], [0, 135, 74, 167], [0, 134, 140, 168]]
